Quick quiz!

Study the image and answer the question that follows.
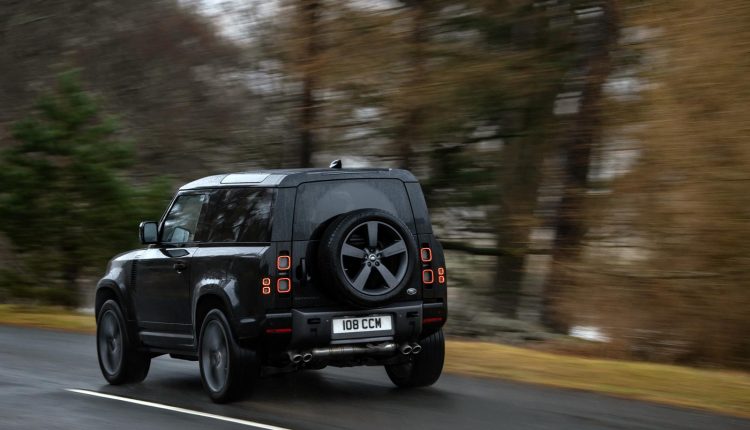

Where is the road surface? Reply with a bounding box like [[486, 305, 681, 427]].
[[0, 325, 746, 430]]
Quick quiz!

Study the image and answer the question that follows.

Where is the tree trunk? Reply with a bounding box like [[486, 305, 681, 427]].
[[298, 0, 320, 168], [61, 259, 81, 308], [493, 252, 527, 318], [394, 1, 426, 170], [543, 0, 620, 332]]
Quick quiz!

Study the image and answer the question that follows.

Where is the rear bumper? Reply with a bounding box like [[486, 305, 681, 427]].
[[246, 300, 446, 348]]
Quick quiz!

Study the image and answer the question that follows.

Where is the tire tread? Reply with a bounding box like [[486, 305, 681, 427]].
[[385, 329, 445, 388]]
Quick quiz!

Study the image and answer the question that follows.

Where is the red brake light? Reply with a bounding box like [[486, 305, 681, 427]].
[[261, 277, 272, 295], [420, 248, 433, 263], [423, 317, 443, 325], [277, 255, 291, 271], [277, 277, 291, 293], [422, 269, 434, 284]]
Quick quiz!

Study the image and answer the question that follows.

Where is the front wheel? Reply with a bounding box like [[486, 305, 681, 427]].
[[198, 309, 259, 403], [96, 300, 151, 384], [385, 329, 445, 388]]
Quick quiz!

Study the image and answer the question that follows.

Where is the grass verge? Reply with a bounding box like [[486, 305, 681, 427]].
[[1, 304, 748, 418], [445, 339, 750, 418], [0, 304, 95, 333]]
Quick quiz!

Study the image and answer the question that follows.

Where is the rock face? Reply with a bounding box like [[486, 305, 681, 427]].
[[444, 287, 559, 344]]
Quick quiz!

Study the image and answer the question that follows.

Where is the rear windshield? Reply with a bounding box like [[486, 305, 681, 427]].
[[198, 187, 275, 243], [293, 179, 415, 240]]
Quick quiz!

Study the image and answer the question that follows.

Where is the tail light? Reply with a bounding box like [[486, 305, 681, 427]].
[[277, 255, 291, 271], [420, 247, 433, 263], [422, 269, 434, 284], [261, 277, 272, 295], [437, 267, 445, 284], [277, 277, 291, 293]]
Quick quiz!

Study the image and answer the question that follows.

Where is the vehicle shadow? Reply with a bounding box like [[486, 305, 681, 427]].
[[94, 362, 455, 430], [253, 368, 449, 403]]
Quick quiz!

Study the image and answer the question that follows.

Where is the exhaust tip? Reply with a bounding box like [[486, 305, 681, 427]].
[[400, 344, 413, 355], [288, 352, 303, 364], [411, 344, 422, 354], [302, 352, 313, 363]]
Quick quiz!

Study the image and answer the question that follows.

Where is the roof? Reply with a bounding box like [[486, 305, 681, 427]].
[[179, 168, 418, 190]]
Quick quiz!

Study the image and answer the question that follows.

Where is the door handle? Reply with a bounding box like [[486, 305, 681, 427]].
[[173, 261, 187, 272]]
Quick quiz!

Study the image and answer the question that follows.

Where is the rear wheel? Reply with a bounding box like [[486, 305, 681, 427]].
[[198, 309, 259, 403], [96, 300, 150, 384], [385, 329, 445, 388]]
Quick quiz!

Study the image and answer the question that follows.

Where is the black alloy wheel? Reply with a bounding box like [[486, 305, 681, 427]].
[[201, 319, 230, 394], [198, 309, 259, 403], [96, 299, 150, 384], [98, 309, 123, 376]]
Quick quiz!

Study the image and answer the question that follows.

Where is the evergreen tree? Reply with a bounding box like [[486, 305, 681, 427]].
[[0, 72, 170, 306]]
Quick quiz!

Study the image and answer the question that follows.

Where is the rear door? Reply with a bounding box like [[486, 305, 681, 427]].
[[291, 179, 417, 307], [134, 193, 208, 340]]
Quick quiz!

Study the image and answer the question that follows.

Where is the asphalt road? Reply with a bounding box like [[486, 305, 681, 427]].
[[0, 325, 747, 430]]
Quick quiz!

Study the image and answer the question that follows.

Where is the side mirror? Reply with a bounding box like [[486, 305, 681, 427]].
[[139, 221, 159, 245]]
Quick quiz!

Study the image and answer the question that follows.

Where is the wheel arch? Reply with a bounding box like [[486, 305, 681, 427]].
[[95, 281, 127, 320], [193, 291, 235, 341]]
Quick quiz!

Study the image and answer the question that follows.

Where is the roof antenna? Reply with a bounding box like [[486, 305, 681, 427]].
[[329, 159, 342, 169]]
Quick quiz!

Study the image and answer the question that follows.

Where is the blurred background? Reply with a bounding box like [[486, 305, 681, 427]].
[[0, 0, 748, 372]]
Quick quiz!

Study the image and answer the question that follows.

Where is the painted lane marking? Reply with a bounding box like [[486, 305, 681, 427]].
[[66, 389, 291, 430]]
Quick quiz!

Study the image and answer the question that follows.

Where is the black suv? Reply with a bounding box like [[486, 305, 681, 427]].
[[95, 167, 447, 402]]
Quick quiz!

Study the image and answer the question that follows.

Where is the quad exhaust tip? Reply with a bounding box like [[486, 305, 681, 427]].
[[290, 342, 412, 362]]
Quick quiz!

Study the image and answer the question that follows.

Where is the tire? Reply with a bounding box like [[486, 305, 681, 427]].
[[198, 309, 259, 403], [96, 300, 151, 385], [385, 329, 445, 388], [318, 208, 417, 307]]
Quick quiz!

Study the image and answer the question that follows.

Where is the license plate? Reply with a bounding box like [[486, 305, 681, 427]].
[[332, 315, 392, 334]]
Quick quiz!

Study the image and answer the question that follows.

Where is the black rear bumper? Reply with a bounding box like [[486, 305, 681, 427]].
[[245, 300, 446, 348]]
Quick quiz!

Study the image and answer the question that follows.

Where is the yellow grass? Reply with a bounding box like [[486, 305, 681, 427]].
[[0, 305, 748, 418], [446, 339, 750, 418], [0, 304, 95, 334]]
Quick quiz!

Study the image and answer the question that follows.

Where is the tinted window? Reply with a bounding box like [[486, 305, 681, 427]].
[[202, 188, 275, 243], [293, 179, 415, 239], [161, 194, 208, 243]]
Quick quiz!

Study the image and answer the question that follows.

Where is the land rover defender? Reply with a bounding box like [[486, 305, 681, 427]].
[[95, 166, 447, 402]]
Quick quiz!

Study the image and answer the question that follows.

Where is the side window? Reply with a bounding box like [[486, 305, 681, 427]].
[[161, 194, 208, 244], [204, 188, 275, 243]]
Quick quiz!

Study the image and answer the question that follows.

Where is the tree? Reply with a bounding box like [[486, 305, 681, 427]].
[[557, 0, 750, 368], [544, 0, 621, 331], [0, 0, 266, 178], [0, 72, 169, 306], [297, 0, 322, 168]]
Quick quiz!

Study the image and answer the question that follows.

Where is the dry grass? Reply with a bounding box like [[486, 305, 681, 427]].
[[0, 304, 748, 418], [0, 304, 95, 333], [446, 339, 750, 418]]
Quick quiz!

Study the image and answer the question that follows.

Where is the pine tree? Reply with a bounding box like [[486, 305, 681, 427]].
[[0, 72, 169, 306]]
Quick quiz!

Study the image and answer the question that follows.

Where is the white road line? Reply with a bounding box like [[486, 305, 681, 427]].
[[66, 389, 291, 430]]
